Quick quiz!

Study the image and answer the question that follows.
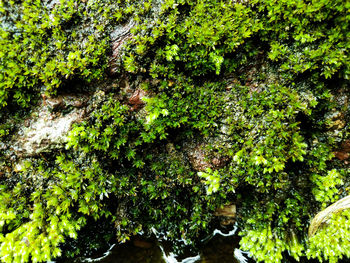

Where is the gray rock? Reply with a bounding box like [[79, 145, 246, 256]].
[[109, 20, 135, 74], [9, 94, 88, 157]]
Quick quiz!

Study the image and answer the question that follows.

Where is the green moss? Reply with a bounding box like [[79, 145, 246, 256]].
[[307, 209, 350, 263], [0, 0, 123, 110], [0, 0, 349, 262]]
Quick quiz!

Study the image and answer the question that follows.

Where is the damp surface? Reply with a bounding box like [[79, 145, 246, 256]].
[[68, 229, 255, 263]]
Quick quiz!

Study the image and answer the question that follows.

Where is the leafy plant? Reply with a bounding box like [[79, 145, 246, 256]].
[[0, 0, 349, 262]]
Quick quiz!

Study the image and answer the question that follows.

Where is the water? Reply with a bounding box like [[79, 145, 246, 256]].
[[75, 227, 254, 263], [60, 226, 346, 263]]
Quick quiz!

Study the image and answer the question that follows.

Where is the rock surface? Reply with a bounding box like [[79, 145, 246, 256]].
[[334, 140, 350, 164], [183, 140, 230, 172], [214, 204, 237, 226], [8, 94, 88, 157], [308, 195, 350, 237], [109, 20, 135, 75]]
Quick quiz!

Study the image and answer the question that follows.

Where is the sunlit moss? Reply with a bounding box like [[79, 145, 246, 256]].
[[0, 0, 349, 262]]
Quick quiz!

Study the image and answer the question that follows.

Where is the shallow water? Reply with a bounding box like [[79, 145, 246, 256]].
[[76, 228, 254, 263], [61, 226, 342, 263]]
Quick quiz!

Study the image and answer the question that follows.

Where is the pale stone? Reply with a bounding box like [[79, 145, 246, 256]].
[[309, 195, 350, 237]]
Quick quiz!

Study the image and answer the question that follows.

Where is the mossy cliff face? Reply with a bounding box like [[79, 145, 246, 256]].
[[0, 0, 349, 262]]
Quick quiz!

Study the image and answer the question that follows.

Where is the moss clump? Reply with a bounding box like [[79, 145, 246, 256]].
[[0, 0, 349, 262], [0, 0, 124, 110]]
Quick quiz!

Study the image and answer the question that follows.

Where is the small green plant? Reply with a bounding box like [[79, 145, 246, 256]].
[[0, 0, 349, 262], [0, 0, 123, 110], [307, 209, 350, 263]]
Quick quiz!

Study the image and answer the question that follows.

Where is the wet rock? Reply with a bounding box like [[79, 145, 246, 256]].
[[214, 204, 236, 218], [326, 86, 349, 141], [19, 111, 82, 156], [333, 86, 349, 115], [326, 110, 346, 130], [334, 139, 350, 164], [185, 142, 212, 171], [183, 141, 229, 172], [8, 94, 89, 157], [128, 89, 147, 112], [109, 20, 135, 75], [43, 93, 89, 111], [42, 94, 64, 111], [214, 204, 236, 226], [308, 195, 350, 237]]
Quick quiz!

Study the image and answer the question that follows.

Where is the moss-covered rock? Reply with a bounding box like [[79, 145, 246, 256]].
[[0, 0, 349, 262]]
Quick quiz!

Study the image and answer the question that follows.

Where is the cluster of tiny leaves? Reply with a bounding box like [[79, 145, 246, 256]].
[[65, 92, 226, 247], [307, 210, 350, 263], [0, 0, 349, 262], [0, 0, 123, 110], [0, 154, 115, 263], [120, 0, 349, 262]]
